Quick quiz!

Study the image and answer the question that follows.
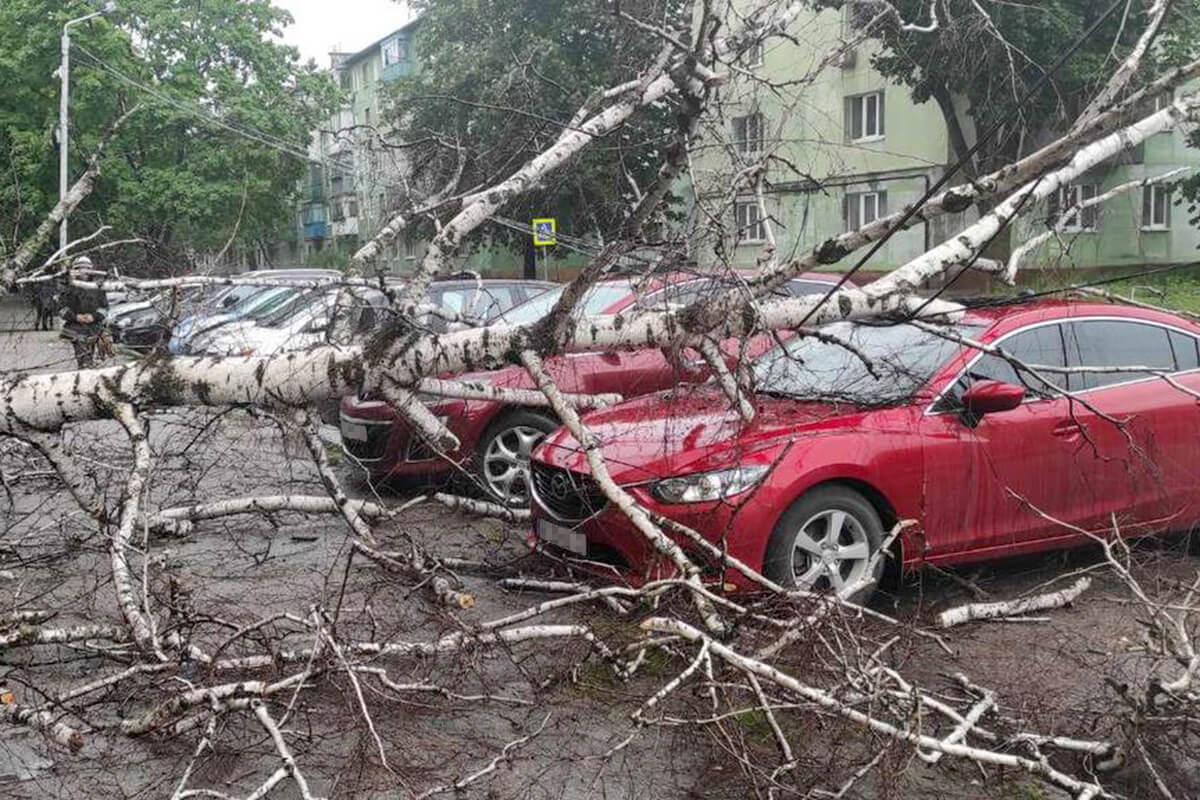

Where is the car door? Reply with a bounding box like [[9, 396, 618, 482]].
[[582, 280, 710, 397], [920, 322, 1101, 555], [1061, 319, 1192, 532]]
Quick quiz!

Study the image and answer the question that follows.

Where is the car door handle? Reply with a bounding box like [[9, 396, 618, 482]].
[[1052, 420, 1083, 439]]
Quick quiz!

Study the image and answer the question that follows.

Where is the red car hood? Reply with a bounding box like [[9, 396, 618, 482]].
[[536, 386, 879, 484]]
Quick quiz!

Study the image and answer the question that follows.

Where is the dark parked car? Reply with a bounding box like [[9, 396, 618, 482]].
[[529, 300, 1200, 599], [340, 273, 846, 505]]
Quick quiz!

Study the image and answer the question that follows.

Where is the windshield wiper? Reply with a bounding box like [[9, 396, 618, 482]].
[[754, 388, 808, 401]]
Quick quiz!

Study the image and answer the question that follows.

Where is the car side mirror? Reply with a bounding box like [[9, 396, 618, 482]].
[[961, 379, 1025, 426], [599, 352, 622, 365], [221, 296, 237, 308]]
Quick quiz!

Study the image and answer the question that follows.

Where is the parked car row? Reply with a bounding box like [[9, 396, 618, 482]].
[[103, 269, 552, 357], [341, 279, 1200, 601], [339, 272, 846, 505]]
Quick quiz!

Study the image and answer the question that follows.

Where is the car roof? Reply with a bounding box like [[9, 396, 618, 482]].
[[382, 277, 557, 288], [948, 297, 1200, 335], [242, 268, 341, 277]]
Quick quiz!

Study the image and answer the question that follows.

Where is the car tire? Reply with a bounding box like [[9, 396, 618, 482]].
[[474, 409, 560, 508], [763, 485, 884, 604]]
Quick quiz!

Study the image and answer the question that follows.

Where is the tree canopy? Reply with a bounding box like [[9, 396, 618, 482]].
[[0, 0, 339, 273], [384, 0, 691, 256]]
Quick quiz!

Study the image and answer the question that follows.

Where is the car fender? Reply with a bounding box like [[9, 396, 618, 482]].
[[755, 432, 925, 567]]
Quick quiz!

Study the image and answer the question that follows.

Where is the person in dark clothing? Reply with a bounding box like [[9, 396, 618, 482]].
[[60, 257, 108, 368], [33, 280, 58, 331]]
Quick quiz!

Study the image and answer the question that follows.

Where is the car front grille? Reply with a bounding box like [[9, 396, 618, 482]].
[[531, 461, 608, 522], [342, 420, 392, 463]]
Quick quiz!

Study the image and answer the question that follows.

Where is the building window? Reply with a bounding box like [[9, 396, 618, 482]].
[[742, 39, 764, 69], [732, 112, 765, 156], [1049, 184, 1098, 232], [364, 107, 371, 125], [331, 202, 344, 223], [383, 36, 409, 66], [1143, 184, 1172, 230], [403, 233, 418, 260], [735, 201, 765, 243], [845, 91, 885, 141], [845, 190, 887, 231], [347, 198, 359, 219]]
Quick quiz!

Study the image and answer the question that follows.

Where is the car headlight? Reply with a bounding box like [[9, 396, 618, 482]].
[[651, 465, 770, 504]]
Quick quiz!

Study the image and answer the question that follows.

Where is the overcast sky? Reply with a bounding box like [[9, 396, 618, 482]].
[[274, 0, 414, 67]]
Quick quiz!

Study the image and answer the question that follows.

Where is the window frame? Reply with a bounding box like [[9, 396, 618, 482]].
[[732, 112, 765, 157], [382, 36, 409, 67], [743, 39, 764, 69], [845, 190, 887, 232], [735, 200, 766, 244], [1064, 319, 1180, 391], [846, 91, 885, 142], [926, 316, 1200, 416], [1142, 184, 1172, 230], [1050, 183, 1099, 232]]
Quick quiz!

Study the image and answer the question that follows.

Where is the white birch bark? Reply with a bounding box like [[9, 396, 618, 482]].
[[937, 577, 1092, 628]]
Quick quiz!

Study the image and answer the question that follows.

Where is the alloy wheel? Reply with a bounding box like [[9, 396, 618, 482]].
[[789, 509, 872, 593], [481, 424, 548, 506]]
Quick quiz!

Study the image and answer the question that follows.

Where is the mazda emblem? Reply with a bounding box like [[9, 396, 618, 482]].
[[548, 472, 572, 500]]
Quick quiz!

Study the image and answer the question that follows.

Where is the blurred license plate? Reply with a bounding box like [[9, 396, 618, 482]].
[[537, 519, 586, 555], [342, 422, 368, 442]]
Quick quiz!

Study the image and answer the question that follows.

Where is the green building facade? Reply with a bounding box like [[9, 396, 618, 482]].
[[688, 6, 1200, 283]]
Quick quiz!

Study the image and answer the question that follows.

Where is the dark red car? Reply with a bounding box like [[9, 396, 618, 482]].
[[340, 273, 846, 504], [529, 300, 1200, 597]]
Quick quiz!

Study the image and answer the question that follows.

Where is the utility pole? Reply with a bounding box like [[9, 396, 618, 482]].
[[59, 2, 117, 254]]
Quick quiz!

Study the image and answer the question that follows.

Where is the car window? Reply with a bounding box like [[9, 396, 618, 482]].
[[243, 288, 300, 319], [944, 324, 1067, 409], [474, 286, 516, 320], [1064, 320, 1176, 390], [1170, 330, 1200, 372], [260, 290, 321, 327], [641, 279, 718, 309], [211, 284, 262, 310], [497, 282, 633, 325]]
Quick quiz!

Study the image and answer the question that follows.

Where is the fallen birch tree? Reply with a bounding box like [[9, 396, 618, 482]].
[[0, 1, 1197, 798]]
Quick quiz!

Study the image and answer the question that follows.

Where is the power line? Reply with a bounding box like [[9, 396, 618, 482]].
[[73, 42, 353, 170]]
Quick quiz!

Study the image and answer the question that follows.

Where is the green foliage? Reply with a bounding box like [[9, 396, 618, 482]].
[[388, 0, 689, 250], [814, 0, 1200, 177], [0, 0, 340, 272]]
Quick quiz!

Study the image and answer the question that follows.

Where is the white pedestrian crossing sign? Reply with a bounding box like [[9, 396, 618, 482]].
[[532, 218, 557, 246]]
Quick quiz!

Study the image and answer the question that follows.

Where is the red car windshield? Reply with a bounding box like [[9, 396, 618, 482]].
[[753, 320, 983, 404], [496, 281, 634, 325]]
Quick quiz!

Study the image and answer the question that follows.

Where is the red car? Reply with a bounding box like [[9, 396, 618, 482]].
[[529, 300, 1200, 597], [340, 273, 846, 504]]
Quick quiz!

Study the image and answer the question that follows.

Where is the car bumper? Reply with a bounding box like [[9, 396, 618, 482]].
[[528, 463, 776, 590], [338, 399, 472, 478]]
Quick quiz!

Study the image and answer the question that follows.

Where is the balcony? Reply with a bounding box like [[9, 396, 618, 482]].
[[381, 60, 411, 81], [304, 220, 327, 240]]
